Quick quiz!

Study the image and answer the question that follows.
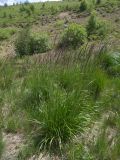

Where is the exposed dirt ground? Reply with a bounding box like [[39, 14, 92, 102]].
[[1, 133, 24, 160]]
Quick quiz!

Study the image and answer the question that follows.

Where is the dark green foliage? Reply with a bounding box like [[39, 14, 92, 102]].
[[4, 3, 8, 7], [15, 28, 31, 56], [3, 12, 7, 18], [99, 52, 120, 76], [80, 0, 88, 12], [96, 0, 101, 4], [87, 11, 108, 38], [30, 4, 35, 12]]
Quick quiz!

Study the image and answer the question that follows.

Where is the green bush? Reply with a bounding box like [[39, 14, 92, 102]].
[[30, 4, 35, 13], [15, 28, 31, 56], [80, 0, 88, 12], [87, 11, 108, 38], [96, 0, 101, 5], [99, 52, 120, 76], [15, 28, 51, 56], [61, 23, 87, 48], [30, 34, 51, 54]]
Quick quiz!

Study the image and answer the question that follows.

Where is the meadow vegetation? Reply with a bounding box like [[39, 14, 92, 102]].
[[0, 0, 120, 159]]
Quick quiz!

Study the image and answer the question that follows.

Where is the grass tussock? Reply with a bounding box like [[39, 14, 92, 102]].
[[0, 0, 120, 159]]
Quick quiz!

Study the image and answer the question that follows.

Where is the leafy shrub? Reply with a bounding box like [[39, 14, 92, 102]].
[[61, 23, 87, 48], [15, 28, 51, 56], [108, 65, 120, 77], [30, 4, 35, 13], [87, 11, 108, 38], [15, 28, 31, 56], [50, 6, 59, 15], [99, 53, 116, 70], [99, 52, 120, 76], [96, 0, 101, 5], [30, 33, 51, 54], [80, 0, 88, 12], [19, 5, 31, 16]]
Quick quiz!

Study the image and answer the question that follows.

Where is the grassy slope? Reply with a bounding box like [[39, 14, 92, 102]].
[[0, 0, 120, 159], [0, 0, 120, 57]]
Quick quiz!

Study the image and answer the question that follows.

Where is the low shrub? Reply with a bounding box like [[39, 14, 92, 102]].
[[96, 0, 101, 5], [80, 0, 88, 12], [29, 4, 35, 13], [30, 33, 51, 54], [15, 28, 51, 56], [87, 11, 108, 38], [15, 28, 31, 56], [61, 23, 87, 48], [108, 65, 120, 77], [80, 0, 95, 12], [50, 6, 59, 15], [99, 52, 120, 76]]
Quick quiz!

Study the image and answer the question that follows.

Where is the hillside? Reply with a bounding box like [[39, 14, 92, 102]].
[[0, 0, 120, 159]]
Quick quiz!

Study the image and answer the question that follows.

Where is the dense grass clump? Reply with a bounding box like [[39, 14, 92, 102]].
[[0, 44, 120, 159], [0, 0, 119, 159], [61, 23, 87, 48], [15, 49, 108, 152], [0, 60, 15, 90]]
